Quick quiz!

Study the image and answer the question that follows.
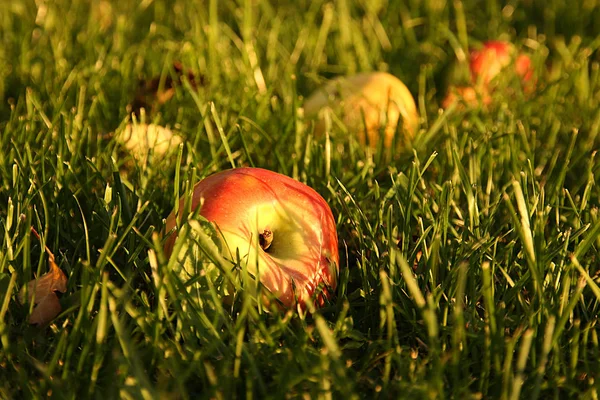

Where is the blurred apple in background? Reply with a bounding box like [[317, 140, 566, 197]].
[[443, 40, 534, 109], [441, 86, 492, 109], [469, 41, 533, 87], [164, 167, 339, 310], [304, 72, 419, 149], [119, 122, 182, 162]]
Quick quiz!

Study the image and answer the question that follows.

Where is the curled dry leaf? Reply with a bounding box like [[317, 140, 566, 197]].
[[131, 61, 205, 117], [413, 250, 423, 271], [19, 228, 68, 325]]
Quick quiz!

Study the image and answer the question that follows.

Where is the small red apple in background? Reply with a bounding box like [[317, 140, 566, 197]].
[[443, 40, 534, 109], [164, 167, 339, 310], [469, 41, 533, 86], [304, 72, 419, 149]]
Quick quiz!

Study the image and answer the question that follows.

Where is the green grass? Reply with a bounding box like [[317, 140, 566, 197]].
[[1, 0, 600, 398]]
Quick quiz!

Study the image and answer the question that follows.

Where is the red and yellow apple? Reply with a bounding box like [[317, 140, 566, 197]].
[[443, 40, 534, 108], [303, 72, 419, 149], [164, 167, 339, 309]]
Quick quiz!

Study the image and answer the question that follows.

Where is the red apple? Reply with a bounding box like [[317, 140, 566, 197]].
[[304, 72, 419, 149], [469, 41, 533, 86], [164, 167, 339, 310], [443, 40, 534, 109]]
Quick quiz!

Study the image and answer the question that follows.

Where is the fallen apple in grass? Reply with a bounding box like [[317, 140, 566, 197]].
[[441, 86, 492, 109], [164, 167, 339, 310], [469, 40, 533, 87], [443, 40, 534, 108], [119, 122, 183, 162], [304, 72, 419, 149]]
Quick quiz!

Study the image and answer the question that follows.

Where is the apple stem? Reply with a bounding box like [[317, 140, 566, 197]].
[[259, 229, 273, 251]]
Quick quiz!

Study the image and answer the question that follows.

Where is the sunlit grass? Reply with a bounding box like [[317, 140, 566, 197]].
[[1, 0, 600, 398]]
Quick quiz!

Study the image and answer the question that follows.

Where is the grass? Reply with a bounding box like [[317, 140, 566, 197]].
[[1, 0, 600, 398]]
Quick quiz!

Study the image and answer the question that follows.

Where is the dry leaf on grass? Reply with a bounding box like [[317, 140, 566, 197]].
[[19, 228, 68, 325], [131, 61, 205, 117]]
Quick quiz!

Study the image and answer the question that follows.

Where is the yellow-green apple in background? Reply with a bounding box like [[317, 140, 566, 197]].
[[164, 167, 339, 310], [304, 72, 419, 149]]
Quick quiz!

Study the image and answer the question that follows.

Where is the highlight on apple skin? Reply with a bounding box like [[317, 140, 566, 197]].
[[303, 72, 419, 149], [164, 167, 339, 310], [443, 40, 534, 109]]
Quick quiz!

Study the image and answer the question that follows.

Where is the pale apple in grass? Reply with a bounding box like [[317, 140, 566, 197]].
[[304, 72, 419, 149], [119, 122, 182, 162], [443, 40, 534, 109], [164, 167, 339, 310]]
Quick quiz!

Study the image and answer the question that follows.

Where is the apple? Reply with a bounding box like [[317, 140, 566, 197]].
[[469, 41, 533, 87], [119, 122, 182, 162], [441, 86, 492, 109], [303, 72, 419, 149], [443, 40, 534, 109], [164, 167, 339, 309]]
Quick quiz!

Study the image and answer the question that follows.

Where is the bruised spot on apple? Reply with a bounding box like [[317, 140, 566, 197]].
[[303, 72, 419, 149], [164, 167, 339, 310], [443, 41, 534, 109]]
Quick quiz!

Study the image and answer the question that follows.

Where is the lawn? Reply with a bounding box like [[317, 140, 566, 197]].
[[1, 0, 600, 398]]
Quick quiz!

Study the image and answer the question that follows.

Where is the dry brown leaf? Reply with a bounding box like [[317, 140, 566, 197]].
[[413, 250, 423, 271], [131, 61, 205, 117], [19, 228, 68, 325], [27, 293, 62, 325]]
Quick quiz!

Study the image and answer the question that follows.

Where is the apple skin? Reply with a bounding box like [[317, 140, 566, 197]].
[[469, 41, 533, 86], [164, 167, 339, 309], [304, 72, 419, 149], [443, 41, 533, 108]]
